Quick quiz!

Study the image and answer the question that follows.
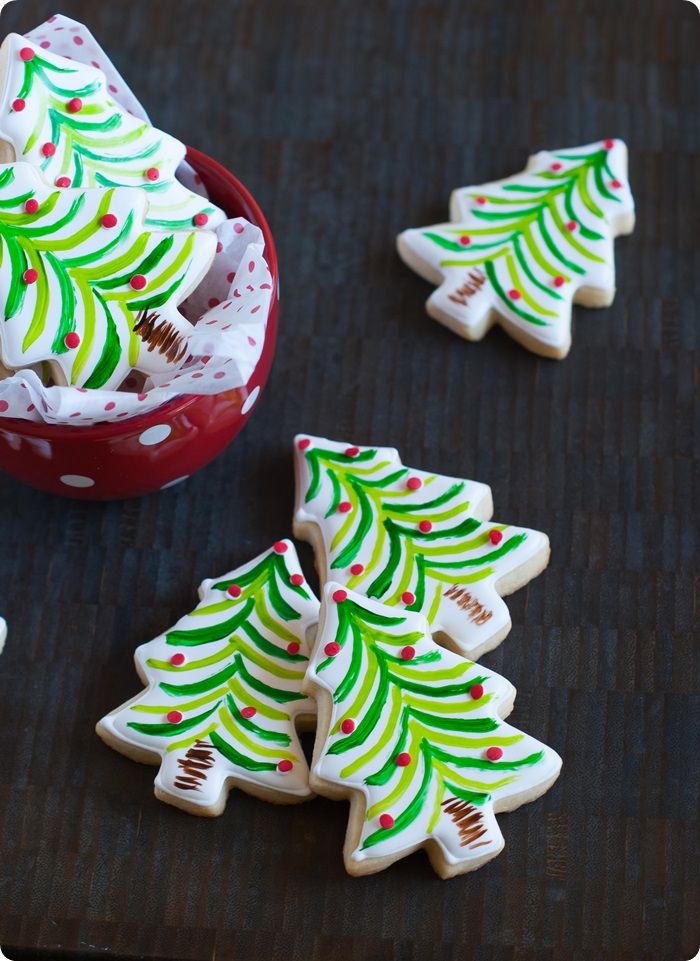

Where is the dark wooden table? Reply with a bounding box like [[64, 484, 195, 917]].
[[0, 1, 698, 959]]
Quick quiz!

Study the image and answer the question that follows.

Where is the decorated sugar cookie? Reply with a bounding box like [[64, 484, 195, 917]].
[[397, 139, 635, 359], [97, 542, 319, 816], [0, 163, 215, 389], [293, 435, 549, 660], [305, 585, 561, 877], [0, 34, 225, 231]]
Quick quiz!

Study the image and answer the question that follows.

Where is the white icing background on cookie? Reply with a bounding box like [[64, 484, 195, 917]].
[[99, 544, 319, 808], [308, 586, 561, 868], [293, 435, 548, 657], [0, 16, 274, 424]]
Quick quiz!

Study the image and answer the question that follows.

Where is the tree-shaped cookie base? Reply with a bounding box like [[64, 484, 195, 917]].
[[305, 585, 561, 877], [294, 435, 549, 660], [397, 139, 635, 358], [0, 34, 225, 231], [97, 542, 319, 816], [0, 163, 215, 389]]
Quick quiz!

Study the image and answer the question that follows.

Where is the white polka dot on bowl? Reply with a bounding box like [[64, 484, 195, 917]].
[[138, 424, 172, 447]]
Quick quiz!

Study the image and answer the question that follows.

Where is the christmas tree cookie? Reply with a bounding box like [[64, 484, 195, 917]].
[[293, 435, 549, 660], [97, 542, 319, 816], [305, 585, 561, 877], [397, 139, 635, 359], [0, 162, 215, 389], [0, 34, 225, 231]]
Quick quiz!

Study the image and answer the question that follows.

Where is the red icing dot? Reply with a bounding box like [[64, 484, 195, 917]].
[[400, 646, 416, 661], [273, 541, 288, 554], [604, 139, 614, 150], [332, 589, 348, 603], [101, 213, 118, 228], [379, 813, 395, 829], [396, 752, 412, 767], [104, 402, 116, 412], [566, 220, 578, 232], [486, 746, 503, 761], [216, 242, 223, 253], [170, 653, 186, 667], [227, 584, 242, 598], [73, 36, 84, 46], [41, 142, 56, 157], [611, 179, 622, 189], [489, 529, 503, 545], [508, 289, 522, 301], [208, 297, 221, 309], [166, 711, 183, 724], [401, 591, 415, 605], [130, 274, 147, 290], [550, 162, 562, 171], [338, 501, 352, 513], [459, 235, 471, 246], [23, 268, 38, 284], [40, 42, 51, 50], [406, 476, 422, 490], [12, 98, 26, 112], [553, 275, 565, 287], [55, 176, 71, 188], [241, 706, 256, 719], [290, 573, 304, 586], [476, 196, 486, 205], [297, 437, 311, 450], [418, 520, 432, 533], [145, 167, 160, 181], [341, 719, 355, 734], [194, 213, 209, 226], [277, 759, 293, 773], [67, 97, 83, 113], [24, 199, 39, 214], [350, 563, 364, 576], [19, 48, 35, 62], [345, 446, 360, 457], [470, 683, 484, 700], [234, 222, 244, 233], [0, 401, 8, 413], [109, 84, 118, 94], [286, 641, 300, 655], [324, 642, 341, 657]]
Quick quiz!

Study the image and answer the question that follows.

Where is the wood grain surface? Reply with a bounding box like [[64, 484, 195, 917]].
[[0, 1, 698, 959]]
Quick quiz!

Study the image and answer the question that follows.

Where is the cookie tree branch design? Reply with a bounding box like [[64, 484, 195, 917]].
[[397, 140, 635, 359], [97, 542, 319, 816], [0, 35, 225, 230], [294, 435, 549, 660], [305, 586, 561, 877], [0, 163, 214, 389]]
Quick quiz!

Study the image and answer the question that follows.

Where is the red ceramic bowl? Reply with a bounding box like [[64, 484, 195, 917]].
[[0, 148, 278, 500]]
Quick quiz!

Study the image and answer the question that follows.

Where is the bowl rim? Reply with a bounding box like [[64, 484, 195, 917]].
[[0, 146, 278, 441]]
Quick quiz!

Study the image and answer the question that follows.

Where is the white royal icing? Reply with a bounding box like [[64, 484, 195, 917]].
[[98, 542, 319, 812], [294, 435, 549, 660], [0, 162, 215, 389], [0, 34, 225, 230], [307, 584, 562, 874], [397, 139, 635, 357]]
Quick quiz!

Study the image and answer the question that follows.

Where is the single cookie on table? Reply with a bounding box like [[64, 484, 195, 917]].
[[97, 541, 319, 816], [397, 139, 635, 359], [0, 34, 225, 231], [0, 163, 215, 389], [304, 584, 561, 878], [293, 434, 549, 661]]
